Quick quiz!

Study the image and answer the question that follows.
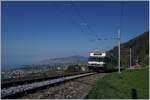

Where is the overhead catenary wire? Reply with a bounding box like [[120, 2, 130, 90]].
[[58, 2, 115, 42], [71, 2, 123, 42], [53, 3, 96, 42], [71, 2, 99, 41], [71, 2, 126, 52], [53, 2, 125, 48], [70, 2, 114, 51]]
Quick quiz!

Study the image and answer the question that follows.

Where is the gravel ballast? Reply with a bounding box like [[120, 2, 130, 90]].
[[21, 73, 106, 99]]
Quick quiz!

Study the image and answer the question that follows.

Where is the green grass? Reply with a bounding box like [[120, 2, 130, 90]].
[[88, 68, 149, 99]]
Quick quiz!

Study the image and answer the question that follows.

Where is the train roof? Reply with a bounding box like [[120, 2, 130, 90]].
[[90, 50, 106, 53]]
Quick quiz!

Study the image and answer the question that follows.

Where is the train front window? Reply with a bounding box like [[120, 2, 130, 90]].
[[88, 57, 106, 62]]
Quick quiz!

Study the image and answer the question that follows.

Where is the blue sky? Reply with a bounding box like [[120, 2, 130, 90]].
[[1, 1, 149, 68]]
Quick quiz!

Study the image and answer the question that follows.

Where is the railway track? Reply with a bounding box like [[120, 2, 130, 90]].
[[1, 71, 92, 89], [1, 72, 96, 99]]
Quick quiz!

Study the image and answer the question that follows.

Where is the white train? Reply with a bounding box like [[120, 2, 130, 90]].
[[88, 50, 117, 72], [88, 51, 106, 72]]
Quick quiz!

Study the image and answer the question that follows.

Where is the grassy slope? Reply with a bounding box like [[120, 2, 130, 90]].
[[88, 68, 149, 99]]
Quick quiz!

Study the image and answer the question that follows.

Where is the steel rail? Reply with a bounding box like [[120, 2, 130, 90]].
[[2, 71, 92, 89], [1, 72, 96, 99]]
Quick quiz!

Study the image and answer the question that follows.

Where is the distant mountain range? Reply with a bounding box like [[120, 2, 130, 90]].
[[40, 55, 88, 65]]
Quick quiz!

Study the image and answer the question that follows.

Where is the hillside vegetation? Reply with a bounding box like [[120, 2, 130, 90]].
[[109, 31, 149, 67]]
